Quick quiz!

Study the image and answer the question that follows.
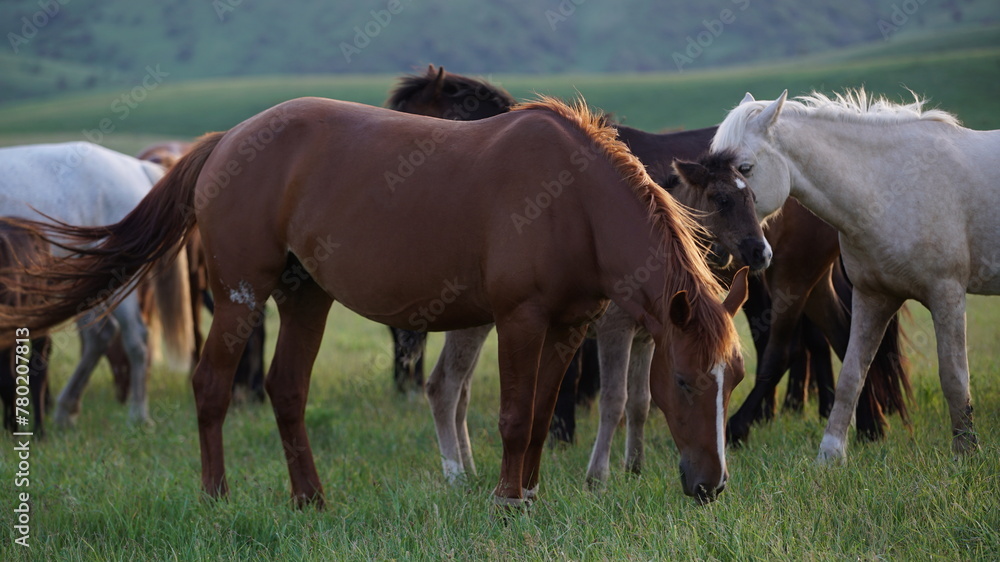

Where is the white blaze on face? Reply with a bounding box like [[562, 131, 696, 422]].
[[734, 177, 747, 190], [711, 361, 727, 485]]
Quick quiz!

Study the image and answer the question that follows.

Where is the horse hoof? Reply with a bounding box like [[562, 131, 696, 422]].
[[726, 425, 749, 447], [816, 435, 847, 466], [952, 432, 980, 456]]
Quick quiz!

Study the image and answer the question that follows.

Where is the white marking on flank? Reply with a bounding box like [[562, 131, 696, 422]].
[[229, 280, 256, 310], [712, 361, 727, 487], [734, 177, 747, 190]]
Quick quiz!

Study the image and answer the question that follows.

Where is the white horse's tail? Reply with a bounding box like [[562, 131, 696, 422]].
[[150, 244, 194, 369]]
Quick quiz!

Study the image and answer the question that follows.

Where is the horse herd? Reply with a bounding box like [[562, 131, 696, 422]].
[[0, 65, 995, 508]]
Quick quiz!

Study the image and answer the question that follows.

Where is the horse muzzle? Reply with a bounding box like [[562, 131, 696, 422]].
[[737, 237, 772, 272], [680, 461, 728, 505]]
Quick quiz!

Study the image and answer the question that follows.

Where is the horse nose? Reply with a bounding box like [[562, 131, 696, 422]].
[[739, 237, 772, 271], [680, 462, 727, 505]]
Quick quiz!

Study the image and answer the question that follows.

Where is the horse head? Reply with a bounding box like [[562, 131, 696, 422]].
[[672, 150, 772, 271], [651, 267, 749, 504]]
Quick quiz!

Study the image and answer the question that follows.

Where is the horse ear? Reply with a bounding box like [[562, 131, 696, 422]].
[[740, 92, 755, 105], [723, 267, 750, 317], [752, 90, 787, 132], [432, 66, 446, 97], [669, 291, 692, 330], [672, 159, 708, 189]]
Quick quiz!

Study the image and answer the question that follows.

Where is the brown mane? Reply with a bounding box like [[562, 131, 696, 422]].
[[514, 96, 739, 362]]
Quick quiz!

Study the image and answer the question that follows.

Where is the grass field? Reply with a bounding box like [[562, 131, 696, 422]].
[[0, 295, 998, 560], [1, 23, 999, 561]]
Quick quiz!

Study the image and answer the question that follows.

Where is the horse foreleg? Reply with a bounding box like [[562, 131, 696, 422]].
[[521, 323, 586, 501], [623, 334, 653, 476], [727, 293, 808, 445], [818, 289, 901, 464], [928, 287, 977, 454], [54, 314, 118, 426], [585, 312, 636, 486], [425, 324, 491, 482], [493, 310, 547, 507]]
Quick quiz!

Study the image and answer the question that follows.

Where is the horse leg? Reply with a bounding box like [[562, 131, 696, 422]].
[[585, 313, 637, 486], [53, 313, 118, 426], [30, 336, 51, 438], [549, 347, 582, 444], [782, 320, 810, 413], [743, 274, 773, 365], [817, 289, 902, 463], [0, 348, 13, 432], [727, 292, 809, 444], [265, 274, 332, 507], [114, 297, 152, 424], [104, 333, 131, 404], [803, 270, 889, 440], [802, 319, 834, 417], [193, 298, 257, 499], [623, 334, 654, 476], [928, 287, 977, 454], [521, 324, 586, 501], [492, 310, 548, 506], [425, 324, 491, 482]]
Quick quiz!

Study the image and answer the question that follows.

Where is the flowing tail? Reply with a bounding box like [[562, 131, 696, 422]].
[[832, 258, 913, 439], [0, 132, 225, 334]]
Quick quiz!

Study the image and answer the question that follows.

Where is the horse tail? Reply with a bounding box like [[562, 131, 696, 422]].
[[0, 131, 225, 333], [832, 258, 913, 439], [150, 245, 194, 368]]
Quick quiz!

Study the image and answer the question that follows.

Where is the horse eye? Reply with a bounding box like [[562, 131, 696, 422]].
[[713, 193, 731, 208], [738, 163, 753, 175], [676, 376, 693, 393]]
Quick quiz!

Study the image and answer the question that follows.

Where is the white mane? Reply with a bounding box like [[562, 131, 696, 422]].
[[712, 88, 961, 152]]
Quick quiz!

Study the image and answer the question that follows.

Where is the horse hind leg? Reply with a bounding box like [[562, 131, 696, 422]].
[[623, 334, 653, 476], [112, 296, 153, 424], [264, 270, 333, 508], [53, 313, 119, 426], [425, 324, 491, 482], [585, 316, 636, 487]]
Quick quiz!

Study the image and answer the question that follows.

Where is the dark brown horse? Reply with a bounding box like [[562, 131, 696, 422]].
[[0, 219, 51, 437], [0, 96, 747, 506], [389, 69, 911, 453]]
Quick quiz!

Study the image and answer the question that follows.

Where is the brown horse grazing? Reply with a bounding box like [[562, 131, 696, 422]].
[[0, 219, 52, 437], [0, 96, 747, 506]]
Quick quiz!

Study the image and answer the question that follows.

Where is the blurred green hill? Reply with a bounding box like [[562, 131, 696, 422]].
[[1, 0, 997, 103]]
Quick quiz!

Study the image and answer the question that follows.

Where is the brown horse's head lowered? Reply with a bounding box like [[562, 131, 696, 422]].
[[0, 94, 743, 507]]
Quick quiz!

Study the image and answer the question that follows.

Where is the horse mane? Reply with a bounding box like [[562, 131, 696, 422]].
[[515, 96, 738, 362], [713, 88, 961, 152], [385, 66, 516, 111]]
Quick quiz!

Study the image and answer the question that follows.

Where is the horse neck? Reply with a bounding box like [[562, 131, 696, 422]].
[[584, 167, 692, 339], [774, 116, 936, 238], [618, 126, 716, 186]]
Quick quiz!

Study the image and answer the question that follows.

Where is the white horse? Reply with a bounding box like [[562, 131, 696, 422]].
[[710, 89, 1000, 462], [0, 142, 193, 424]]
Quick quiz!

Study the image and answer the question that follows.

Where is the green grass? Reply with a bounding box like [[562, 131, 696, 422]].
[[1, 295, 998, 560]]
